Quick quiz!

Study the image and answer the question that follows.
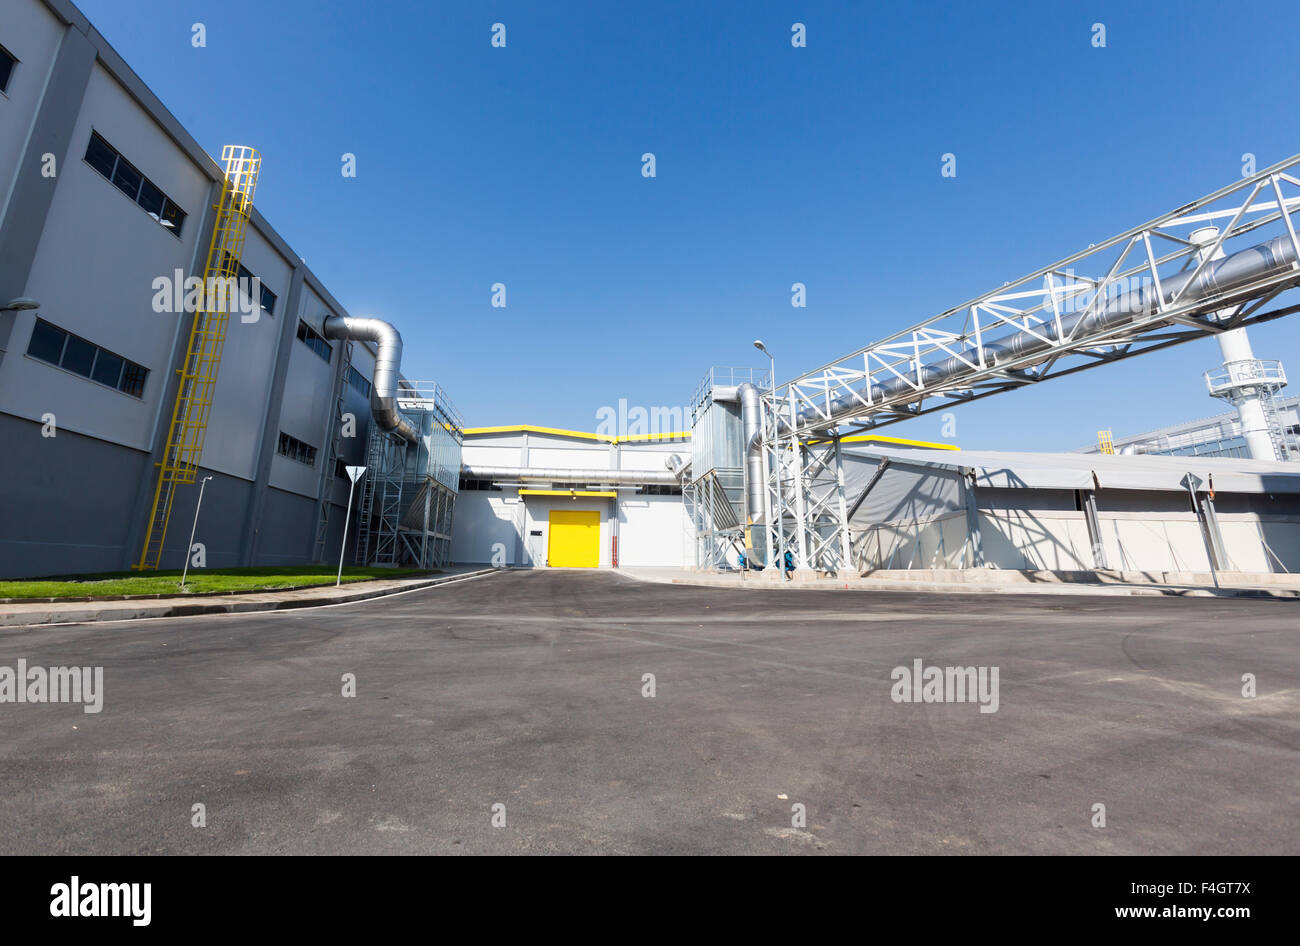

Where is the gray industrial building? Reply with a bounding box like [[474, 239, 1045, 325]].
[[1083, 396, 1300, 461], [0, 0, 458, 579]]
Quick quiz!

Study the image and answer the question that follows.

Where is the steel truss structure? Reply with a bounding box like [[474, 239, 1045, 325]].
[[312, 338, 355, 562], [762, 154, 1300, 574], [354, 381, 463, 570]]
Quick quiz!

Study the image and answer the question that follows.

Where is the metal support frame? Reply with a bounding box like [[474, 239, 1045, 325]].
[[779, 157, 1300, 443], [685, 367, 762, 571], [354, 381, 463, 570], [1081, 488, 1108, 570], [757, 157, 1300, 575], [962, 471, 985, 568], [312, 339, 354, 562], [1197, 491, 1229, 573]]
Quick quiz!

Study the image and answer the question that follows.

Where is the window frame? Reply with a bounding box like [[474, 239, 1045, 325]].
[[277, 431, 318, 467], [83, 130, 188, 239], [345, 365, 372, 398], [25, 317, 150, 399], [0, 42, 19, 96], [295, 320, 333, 362]]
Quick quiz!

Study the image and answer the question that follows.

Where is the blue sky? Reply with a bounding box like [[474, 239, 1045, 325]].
[[78, 0, 1300, 449]]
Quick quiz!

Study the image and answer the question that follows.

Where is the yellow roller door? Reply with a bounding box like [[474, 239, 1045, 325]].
[[548, 509, 601, 567]]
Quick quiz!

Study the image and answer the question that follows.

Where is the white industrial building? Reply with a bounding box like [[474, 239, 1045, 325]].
[[840, 445, 1300, 575], [452, 427, 691, 568]]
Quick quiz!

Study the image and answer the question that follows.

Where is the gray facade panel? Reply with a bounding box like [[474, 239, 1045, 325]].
[[253, 486, 316, 566], [0, 23, 94, 356], [0, 412, 146, 577], [150, 471, 255, 572]]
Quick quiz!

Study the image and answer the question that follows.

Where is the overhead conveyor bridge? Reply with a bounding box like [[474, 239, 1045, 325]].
[[756, 154, 1300, 577]]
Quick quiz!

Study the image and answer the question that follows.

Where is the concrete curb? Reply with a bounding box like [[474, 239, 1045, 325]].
[[616, 570, 1300, 599], [0, 568, 501, 628]]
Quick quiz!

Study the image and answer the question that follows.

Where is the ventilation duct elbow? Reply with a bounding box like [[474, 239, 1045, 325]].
[[322, 315, 419, 444]]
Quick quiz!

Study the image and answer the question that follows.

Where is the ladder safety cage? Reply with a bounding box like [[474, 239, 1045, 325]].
[[135, 146, 261, 570]]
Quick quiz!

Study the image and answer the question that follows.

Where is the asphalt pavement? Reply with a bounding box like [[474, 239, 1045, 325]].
[[1, 569, 1295, 854]]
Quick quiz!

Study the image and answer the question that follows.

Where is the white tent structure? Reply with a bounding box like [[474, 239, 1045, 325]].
[[840, 446, 1300, 576]]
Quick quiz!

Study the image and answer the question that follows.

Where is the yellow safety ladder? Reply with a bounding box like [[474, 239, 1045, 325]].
[[1097, 429, 1116, 455], [135, 146, 261, 570]]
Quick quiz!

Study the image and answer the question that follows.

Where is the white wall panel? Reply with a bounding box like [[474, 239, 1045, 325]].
[[617, 494, 688, 567], [0, 0, 63, 221], [2, 62, 212, 450]]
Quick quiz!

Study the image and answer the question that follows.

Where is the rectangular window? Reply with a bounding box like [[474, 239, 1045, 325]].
[[458, 476, 502, 492], [137, 178, 165, 218], [60, 334, 97, 377], [0, 44, 16, 95], [26, 319, 67, 364], [296, 320, 332, 362], [223, 255, 277, 317], [278, 431, 317, 466], [111, 156, 143, 201], [259, 281, 277, 316], [91, 349, 124, 388], [636, 484, 682, 496], [120, 361, 148, 398], [345, 365, 371, 397], [26, 318, 149, 398], [158, 198, 186, 235], [83, 131, 187, 238], [84, 132, 117, 178]]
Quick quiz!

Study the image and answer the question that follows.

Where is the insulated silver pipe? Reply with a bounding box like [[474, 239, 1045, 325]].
[[738, 383, 765, 527], [710, 383, 768, 559], [322, 315, 419, 444], [461, 464, 680, 486], [797, 234, 1300, 430]]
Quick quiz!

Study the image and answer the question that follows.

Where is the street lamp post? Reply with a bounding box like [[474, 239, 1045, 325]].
[[180, 475, 213, 589], [753, 340, 783, 576]]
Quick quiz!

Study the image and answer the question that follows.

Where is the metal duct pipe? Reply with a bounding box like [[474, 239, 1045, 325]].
[[710, 383, 768, 562], [797, 234, 1300, 430], [738, 383, 766, 528], [322, 315, 419, 444], [461, 464, 681, 486]]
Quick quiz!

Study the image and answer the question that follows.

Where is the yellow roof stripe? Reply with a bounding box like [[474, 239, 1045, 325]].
[[837, 434, 959, 451], [518, 488, 618, 498], [462, 426, 951, 450], [461, 424, 691, 444]]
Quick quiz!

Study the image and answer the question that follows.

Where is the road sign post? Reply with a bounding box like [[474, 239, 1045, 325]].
[[338, 466, 367, 586]]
